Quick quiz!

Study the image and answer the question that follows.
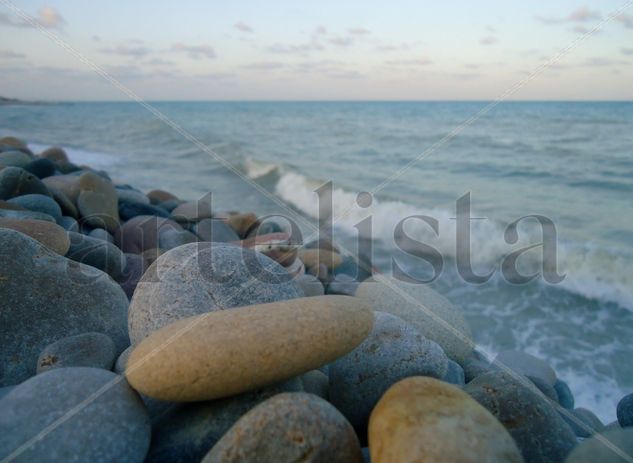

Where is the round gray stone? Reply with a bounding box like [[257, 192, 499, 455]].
[[295, 273, 325, 297], [7, 194, 62, 222], [202, 392, 362, 463], [464, 371, 577, 463], [329, 311, 448, 441], [128, 242, 303, 344], [0, 367, 150, 462], [0, 229, 129, 386], [617, 393, 633, 428], [193, 218, 239, 242], [494, 350, 557, 386], [554, 379, 575, 410], [0, 166, 51, 200], [66, 231, 127, 279], [443, 359, 466, 385], [565, 428, 633, 462], [562, 408, 604, 438], [36, 332, 117, 373], [300, 370, 329, 399]]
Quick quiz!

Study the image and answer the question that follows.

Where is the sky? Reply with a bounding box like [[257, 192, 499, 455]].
[[1, 0, 632, 101]]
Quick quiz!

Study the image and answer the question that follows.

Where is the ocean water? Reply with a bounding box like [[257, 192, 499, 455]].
[[2, 101, 633, 422]]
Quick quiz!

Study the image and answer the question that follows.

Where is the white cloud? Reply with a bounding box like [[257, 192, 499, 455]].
[[537, 7, 601, 25], [385, 58, 433, 66], [615, 13, 633, 29], [234, 22, 253, 33], [100, 43, 152, 58], [0, 6, 65, 30], [348, 27, 370, 35], [622, 48, 633, 55], [241, 61, 285, 70], [479, 36, 498, 45], [172, 43, 216, 59], [329, 36, 353, 47], [0, 50, 25, 59]]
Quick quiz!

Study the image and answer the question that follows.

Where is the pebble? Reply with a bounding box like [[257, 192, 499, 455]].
[[464, 371, 577, 463], [0, 229, 129, 385], [0, 218, 70, 255], [36, 332, 116, 373], [240, 232, 298, 267], [170, 199, 213, 223], [330, 312, 448, 441], [48, 185, 78, 218], [299, 248, 344, 271], [0, 136, 29, 151], [39, 146, 70, 164], [368, 377, 523, 463], [327, 273, 360, 296], [0, 166, 51, 200], [555, 379, 575, 409], [147, 189, 179, 205], [0, 208, 55, 222], [115, 186, 150, 205], [114, 346, 132, 375], [88, 227, 115, 243], [66, 231, 127, 279], [617, 393, 633, 428], [246, 219, 283, 237], [58, 215, 79, 232], [42, 174, 79, 203], [300, 370, 329, 399], [126, 295, 373, 402], [128, 242, 303, 343], [565, 427, 633, 462], [562, 408, 604, 438], [118, 200, 170, 221], [115, 253, 148, 299], [114, 215, 185, 254], [75, 171, 120, 232], [193, 217, 240, 242], [494, 350, 557, 387], [156, 227, 198, 250], [145, 379, 302, 463], [295, 273, 326, 296], [0, 367, 150, 463], [7, 193, 62, 222], [0, 150, 32, 168], [355, 277, 473, 364], [443, 359, 466, 385], [23, 158, 56, 178], [202, 392, 362, 463], [226, 212, 259, 238]]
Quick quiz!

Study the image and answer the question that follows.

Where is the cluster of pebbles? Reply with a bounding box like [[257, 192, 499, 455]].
[[1, 136, 632, 462]]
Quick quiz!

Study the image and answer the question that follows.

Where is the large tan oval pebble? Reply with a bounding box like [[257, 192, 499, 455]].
[[126, 295, 373, 402], [368, 377, 524, 463], [0, 218, 70, 255]]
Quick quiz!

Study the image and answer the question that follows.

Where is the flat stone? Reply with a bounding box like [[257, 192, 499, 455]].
[[494, 350, 557, 386], [368, 377, 523, 463], [0, 150, 32, 168], [76, 172, 120, 232], [42, 174, 79, 203], [193, 218, 240, 242], [0, 208, 55, 222], [66, 232, 127, 279], [36, 332, 117, 373], [0, 218, 70, 255], [119, 200, 169, 221], [170, 200, 213, 223], [58, 215, 79, 232], [0, 166, 51, 200], [7, 193, 62, 222], [126, 295, 373, 402], [565, 428, 633, 462], [464, 371, 577, 463], [144, 378, 302, 463], [355, 277, 473, 364], [0, 367, 150, 462], [0, 229, 129, 386], [330, 311, 448, 441], [114, 346, 132, 375], [116, 186, 150, 205], [88, 227, 114, 243], [617, 393, 633, 428], [157, 227, 198, 251], [202, 392, 362, 463], [127, 242, 303, 344]]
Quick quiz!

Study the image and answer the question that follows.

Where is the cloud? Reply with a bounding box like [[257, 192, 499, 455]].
[[571, 25, 590, 34], [266, 41, 324, 55], [485, 25, 497, 33], [100, 43, 152, 58], [0, 6, 65, 30], [583, 57, 622, 67], [622, 48, 633, 55], [195, 72, 236, 80], [615, 13, 633, 28], [327, 70, 363, 79], [234, 21, 253, 33], [347, 27, 370, 35], [314, 26, 327, 35], [145, 57, 174, 66], [385, 58, 433, 66], [172, 43, 216, 59], [452, 72, 480, 80], [479, 35, 498, 45], [329, 36, 353, 47], [0, 50, 25, 59], [241, 61, 285, 70], [536, 7, 601, 25]]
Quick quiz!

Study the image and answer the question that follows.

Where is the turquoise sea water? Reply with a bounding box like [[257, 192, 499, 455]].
[[2, 101, 633, 421]]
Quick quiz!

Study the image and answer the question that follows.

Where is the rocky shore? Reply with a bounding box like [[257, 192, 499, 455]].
[[1, 135, 632, 462]]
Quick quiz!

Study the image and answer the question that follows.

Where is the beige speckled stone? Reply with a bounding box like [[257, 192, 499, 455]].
[[298, 248, 343, 271], [369, 377, 524, 463], [0, 218, 70, 255], [226, 212, 258, 238], [126, 295, 373, 402]]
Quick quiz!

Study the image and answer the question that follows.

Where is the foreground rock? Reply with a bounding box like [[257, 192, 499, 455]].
[[464, 371, 576, 463], [36, 332, 116, 373], [126, 296, 373, 402], [355, 277, 473, 364], [0, 229, 129, 386], [330, 311, 448, 441], [128, 242, 303, 344], [145, 379, 302, 463], [368, 377, 523, 463], [0, 367, 150, 462], [565, 428, 633, 462], [203, 392, 362, 463]]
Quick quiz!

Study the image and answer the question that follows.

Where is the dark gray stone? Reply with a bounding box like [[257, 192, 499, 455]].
[[0, 208, 55, 222], [0, 166, 51, 200], [0, 386, 14, 401], [88, 227, 114, 243], [494, 350, 557, 386], [0, 229, 129, 386], [326, 273, 359, 296], [114, 346, 132, 375], [554, 379, 575, 410], [23, 158, 56, 179], [0, 150, 32, 168], [464, 371, 577, 463], [193, 218, 239, 242], [528, 375, 559, 402], [118, 200, 169, 221], [617, 393, 633, 428], [157, 228, 198, 250], [58, 215, 79, 232], [128, 242, 303, 344], [443, 359, 466, 385], [36, 332, 117, 373], [202, 392, 362, 463], [115, 253, 148, 299], [562, 407, 604, 438], [8, 193, 62, 222], [300, 370, 329, 399], [463, 355, 497, 383], [145, 379, 302, 463], [0, 367, 150, 462], [66, 232, 127, 279], [295, 274, 325, 297], [329, 311, 448, 442], [565, 428, 633, 462]]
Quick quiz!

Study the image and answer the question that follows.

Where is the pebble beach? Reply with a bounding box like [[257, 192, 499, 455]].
[[1, 134, 633, 462]]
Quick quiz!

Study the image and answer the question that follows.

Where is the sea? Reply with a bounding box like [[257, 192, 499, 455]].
[[2, 100, 632, 422]]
